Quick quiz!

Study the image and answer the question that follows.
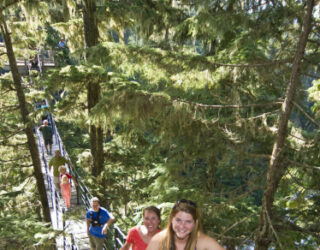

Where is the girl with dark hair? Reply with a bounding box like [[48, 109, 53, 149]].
[[120, 206, 161, 250], [147, 200, 224, 250]]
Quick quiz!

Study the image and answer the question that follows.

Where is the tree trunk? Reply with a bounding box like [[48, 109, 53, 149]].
[[255, 1, 315, 249], [0, 14, 51, 223], [83, 0, 104, 176]]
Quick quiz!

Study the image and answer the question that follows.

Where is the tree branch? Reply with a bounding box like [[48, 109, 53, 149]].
[[243, 110, 279, 120], [210, 232, 246, 241], [292, 100, 320, 128], [285, 158, 320, 171], [0, 128, 25, 141], [245, 153, 320, 171], [301, 72, 320, 79], [174, 99, 283, 109], [0, 104, 19, 111], [0, 89, 14, 95], [209, 231, 245, 241], [302, 55, 319, 65], [308, 38, 320, 46], [0, 142, 28, 146], [210, 58, 292, 68], [265, 208, 282, 248], [3, 163, 33, 168], [221, 213, 257, 235], [273, 216, 320, 236], [0, 155, 30, 163]]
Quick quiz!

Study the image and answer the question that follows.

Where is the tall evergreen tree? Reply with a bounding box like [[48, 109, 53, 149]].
[[255, 0, 316, 249], [0, 2, 50, 223], [2, 0, 319, 248], [82, 0, 105, 176]]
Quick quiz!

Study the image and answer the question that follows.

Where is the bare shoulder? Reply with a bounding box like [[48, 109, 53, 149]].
[[146, 229, 166, 250], [197, 233, 225, 250]]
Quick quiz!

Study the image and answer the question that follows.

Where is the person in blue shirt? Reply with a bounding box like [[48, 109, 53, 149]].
[[58, 38, 66, 48], [86, 197, 116, 250]]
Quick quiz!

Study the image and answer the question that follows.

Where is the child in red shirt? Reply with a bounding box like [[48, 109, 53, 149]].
[[58, 165, 77, 209], [60, 174, 71, 209]]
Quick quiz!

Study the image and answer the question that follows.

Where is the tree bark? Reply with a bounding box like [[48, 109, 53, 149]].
[[0, 14, 51, 223], [255, 1, 315, 249], [83, 0, 104, 176]]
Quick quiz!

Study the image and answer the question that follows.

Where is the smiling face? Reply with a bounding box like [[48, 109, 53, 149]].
[[171, 211, 195, 241], [143, 210, 161, 234]]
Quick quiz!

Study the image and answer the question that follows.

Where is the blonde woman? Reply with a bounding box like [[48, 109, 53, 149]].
[[146, 199, 225, 250]]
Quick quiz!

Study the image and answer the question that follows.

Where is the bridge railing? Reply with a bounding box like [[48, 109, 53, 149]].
[[36, 116, 79, 250], [36, 126, 62, 229], [51, 114, 126, 249], [62, 208, 80, 250]]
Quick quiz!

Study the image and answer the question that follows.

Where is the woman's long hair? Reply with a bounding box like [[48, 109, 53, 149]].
[[159, 200, 201, 250]]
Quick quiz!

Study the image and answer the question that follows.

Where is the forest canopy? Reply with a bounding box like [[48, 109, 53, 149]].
[[0, 0, 319, 249]]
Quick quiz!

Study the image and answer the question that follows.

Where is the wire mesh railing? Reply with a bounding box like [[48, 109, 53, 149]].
[[31, 47, 126, 248], [36, 116, 80, 250], [36, 126, 59, 224]]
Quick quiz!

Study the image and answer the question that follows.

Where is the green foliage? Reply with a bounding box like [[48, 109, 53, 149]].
[[0, 86, 56, 249], [1, 0, 319, 248], [44, 22, 61, 49]]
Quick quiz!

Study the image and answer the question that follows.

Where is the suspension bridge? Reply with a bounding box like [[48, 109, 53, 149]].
[[36, 114, 126, 250], [6, 49, 127, 250]]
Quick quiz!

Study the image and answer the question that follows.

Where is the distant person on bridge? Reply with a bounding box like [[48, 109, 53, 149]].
[[146, 199, 225, 250], [40, 100, 49, 122], [30, 54, 39, 70], [58, 165, 78, 187], [38, 119, 53, 155], [58, 38, 66, 48], [49, 150, 73, 190], [120, 206, 161, 250], [86, 197, 116, 250], [60, 174, 71, 210]]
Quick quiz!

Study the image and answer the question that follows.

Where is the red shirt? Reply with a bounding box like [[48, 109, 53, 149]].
[[126, 226, 160, 250], [59, 173, 72, 180]]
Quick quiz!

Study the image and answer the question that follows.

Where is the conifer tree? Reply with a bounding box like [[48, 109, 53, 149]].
[[2, 0, 318, 248], [255, 0, 316, 249], [0, 2, 50, 223], [82, 0, 104, 176]]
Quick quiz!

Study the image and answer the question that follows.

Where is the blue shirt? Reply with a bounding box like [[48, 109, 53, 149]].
[[58, 41, 65, 48], [86, 207, 111, 238]]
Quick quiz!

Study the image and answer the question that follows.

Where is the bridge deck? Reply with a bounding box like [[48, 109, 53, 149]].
[[37, 125, 90, 250]]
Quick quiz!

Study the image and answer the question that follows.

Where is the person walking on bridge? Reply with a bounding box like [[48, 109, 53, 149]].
[[86, 197, 116, 250], [38, 119, 53, 155], [49, 150, 72, 190], [60, 174, 71, 210]]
